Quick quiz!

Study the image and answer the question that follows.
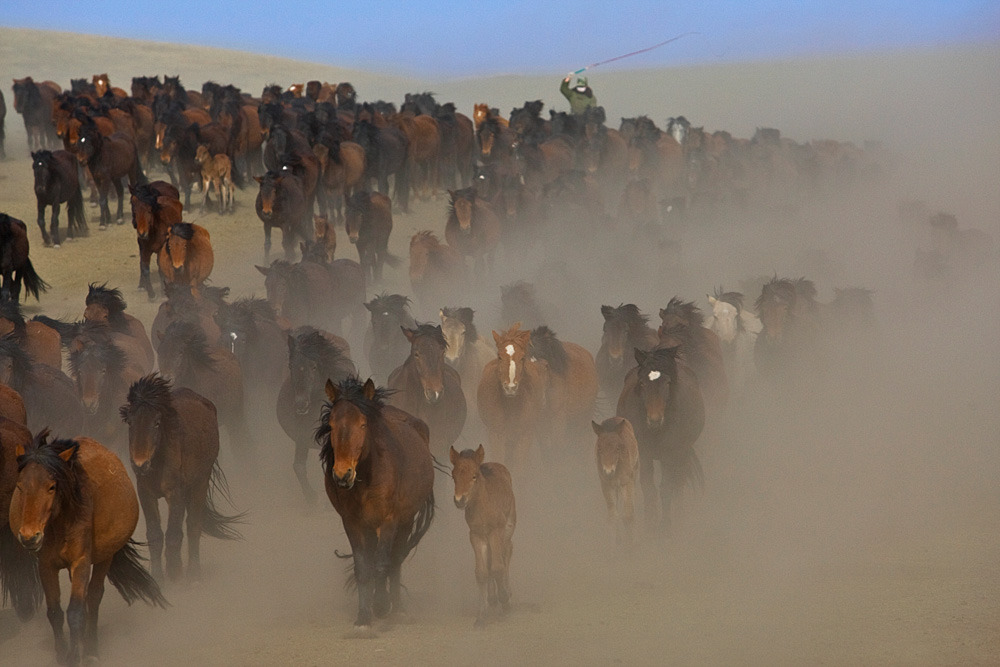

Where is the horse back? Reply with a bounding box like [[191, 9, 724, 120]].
[[170, 387, 220, 471], [467, 462, 516, 534]]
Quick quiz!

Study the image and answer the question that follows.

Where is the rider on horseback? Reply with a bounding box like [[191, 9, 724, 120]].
[[560, 74, 598, 115]]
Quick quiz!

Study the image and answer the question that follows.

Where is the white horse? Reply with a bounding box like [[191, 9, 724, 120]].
[[705, 289, 760, 397]]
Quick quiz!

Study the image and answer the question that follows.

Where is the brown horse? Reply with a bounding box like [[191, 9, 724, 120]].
[[391, 112, 440, 200], [753, 276, 824, 379], [445, 187, 502, 273], [657, 297, 729, 410], [477, 323, 546, 468], [0, 213, 49, 302], [312, 214, 337, 261], [317, 377, 435, 630], [313, 136, 366, 222], [617, 347, 705, 533], [0, 300, 62, 370], [12, 77, 61, 150], [150, 283, 227, 354], [84, 283, 155, 371], [130, 180, 182, 300], [156, 319, 252, 454], [0, 335, 84, 437], [592, 417, 639, 545], [345, 190, 396, 283], [408, 230, 469, 309], [449, 444, 516, 627], [0, 383, 28, 425], [0, 415, 40, 621], [440, 306, 494, 396], [388, 324, 467, 452], [158, 222, 214, 295], [528, 326, 598, 451], [277, 327, 357, 503], [31, 148, 88, 247], [120, 374, 243, 582], [596, 304, 661, 398], [255, 169, 311, 260], [10, 431, 167, 665], [75, 117, 145, 228]]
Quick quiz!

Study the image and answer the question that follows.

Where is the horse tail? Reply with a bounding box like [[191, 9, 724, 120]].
[[404, 490, 435, 557], [31, 315, 79, 345], [107, 539, 169, 608], [201, 462, 247, 541], [130, 138, 148, 186], [18, 258, 49, 301], [0, 523, 42, 621]]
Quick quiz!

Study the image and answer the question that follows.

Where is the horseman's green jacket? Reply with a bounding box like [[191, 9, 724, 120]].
[[560, 77, 598, 115]]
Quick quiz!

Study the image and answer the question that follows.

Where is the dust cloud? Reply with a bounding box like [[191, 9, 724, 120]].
[[0, 29, 997, 665]]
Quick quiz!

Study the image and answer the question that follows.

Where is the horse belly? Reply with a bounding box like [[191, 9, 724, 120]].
[[81, 440, 140, 562]]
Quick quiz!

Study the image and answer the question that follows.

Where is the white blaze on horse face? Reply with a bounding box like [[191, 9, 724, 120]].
[[648, 370, 661, 382], [505, 344, 517, 388]]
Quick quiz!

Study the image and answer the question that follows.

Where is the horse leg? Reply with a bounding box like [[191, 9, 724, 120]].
[[39, 563, 69, 664], [386, 518, 415, 615], [621, 477, 637, 547], [185, 478, 210, 581], [372, 522, 397, 618], [638, 449, 659, 533], [488, 529, 512, 614], [66, 556, 93, 666], [50, 201, 62, 247], [164, 490, 186, 581], [201, 174, 211, 212], [36, 198, 52, 247], [263, 223, 272, 259], [139, 245, 155, 300], [138, 481, 165, 582], [471, 533, 491, 627], [293, 440, 317, 504], [343, 525, 375, 629], [84, 559, 112, 660], [114, 178, 125, 224], [98, 180, 111, 229]]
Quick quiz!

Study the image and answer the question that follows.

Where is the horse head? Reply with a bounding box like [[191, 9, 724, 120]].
[[449, 444, 485, 509], [633, 347, 680, 429], [12, 430, 80, 552], [440, 306, 476, 365], [492, 323, 531, 397], [448, 187, 476, 233], [402, 324, 448, 404], [120, 374, 173, 473], [321, 377, 382, 489]]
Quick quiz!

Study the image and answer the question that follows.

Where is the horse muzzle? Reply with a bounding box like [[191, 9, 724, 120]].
[[17, 530, 43, 552], [423, 389, 442, 405], [602, 464, 618, 479], [502, 383, 519, 397], [646, 415, 665, 429], [453, 495, 468, 509], [333, 469, 356, 489], [132, 459, 153, 475]]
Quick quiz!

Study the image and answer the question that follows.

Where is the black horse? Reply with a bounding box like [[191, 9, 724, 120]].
[[0, 213, 48, 302], [352, 118, 409, 212], [363, 293, 416, 383], [31, 149, 88, 247]]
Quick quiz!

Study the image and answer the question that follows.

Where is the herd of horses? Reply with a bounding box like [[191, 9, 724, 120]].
[[0, 69, 903, 661]]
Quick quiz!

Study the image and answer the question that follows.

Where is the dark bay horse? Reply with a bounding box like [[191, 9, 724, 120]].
[[31, 149, 88, 247], [408, 231, 469, 309], [255, 255, 365, 336], [388, 324, 467, 452], [596, 303, 661, 398], [254, 169, 311, 260], [363, 293, 415, 383], [616, 347, 705, 533], [657, 297, 729, 410], [449, 444, 516, 627], [444, 187, 501, 273], [528, 326, 598, 450], [276, 326, 357, 502], [10, 431, 167, 665], [0, 213, 48, 302], [12, 77, 60, 150], [0, 335, 84, 437], [120, 374, 244, 582], [476, 323, 546, 468], [213, 297, 287, 406], [75, 117, 146, 228], [352, 118, 410, 212], [753, 276, 824, 380], [345, 190, 396, 283], [0, 415, 40, 621], [317, 377, 435, 629], [130, 180, 182, 300], [84, 283, 155, 371]]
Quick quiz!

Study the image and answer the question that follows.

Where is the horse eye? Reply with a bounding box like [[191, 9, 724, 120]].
[[48, 483, 56, 492]]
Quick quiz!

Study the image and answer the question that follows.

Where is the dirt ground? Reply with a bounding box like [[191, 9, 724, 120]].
[[0, 30, 998, 666]]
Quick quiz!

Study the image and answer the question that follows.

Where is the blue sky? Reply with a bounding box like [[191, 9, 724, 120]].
[[3, 1, 997, 76]]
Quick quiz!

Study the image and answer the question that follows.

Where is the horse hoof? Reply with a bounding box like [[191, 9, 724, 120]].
[[98, 224, 108, 231], [116, 218, 125, 226], [53, 244, 61, 250], [344, 625, 376, 639]]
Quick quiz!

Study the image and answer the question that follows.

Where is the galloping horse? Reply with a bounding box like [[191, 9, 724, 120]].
[[158, 222, 214, 296], [75, 117, 146, 228], [0, 213, 48, 302], [84, 283, 155, 371], [616, 347, 705, 533], [439, 306, 494, 395], [387, 324, 467, 452], [657, 297, 729, 410], [528, 326, 598, 451], [254, 169, 311, 260], [444, 187, 501, 273], [408, 231, 468, 309], [363, 293, 415, 383], [345, 190, 396, 283], [706, 289, 760, 396], [10, 431, 167, 665], [317, 377, 435, 630], [130, 180, 182, 300], [0, 415, 40, 621], [120, 374, 244, 582], [31, 149, 88, 247], [753, 276, 823, 379], [0, 335, 84, 437], [596, 304, 660, 398], [0, 300, 62, 370]]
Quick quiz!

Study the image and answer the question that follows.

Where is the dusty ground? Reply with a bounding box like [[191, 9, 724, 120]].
[[0, 29, 998, 666]]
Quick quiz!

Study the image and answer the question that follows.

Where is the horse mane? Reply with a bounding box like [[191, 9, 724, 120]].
[[408, 323, 447, 350], [0, 333, 35, 386], [447, 187, 476, 218], [794, 278, 818, 304], [161, 320, 216, 369], [637, 346, 680, 381], [501, 280, 536, 303], [528, 325, 568, 375], [120, 373, 179, 428], [86, 283, 129, 331], [69, 322, 128, 379], [602, 303, 650, 335], [755, 276, 800, 312], [169, 222, 195, 241], [129, 182, 166, 211], [16, 429, 84, 509], [366, 292, 412, 317], [412, 230, 440, 246], [216, 297, 276, 337], [290, 327, 352, 376], [712, 288, 745, 313], [0, 301, 27, 340], [663, 297, 705, 328], [316, 376, 394, 474], [345, 191, 371, 213], [201, 285, 231, 308], [441, 306, 477, 342]]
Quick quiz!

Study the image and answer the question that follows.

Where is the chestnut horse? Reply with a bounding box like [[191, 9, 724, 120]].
[[277, 327, 357, 503], [158, 222, 214, 295], [528, 326, 598, 451], [120, 374, 244, 582], [657, 297, 729, 410], [445, 187, 501, 273], [0, 335, 84, 438], [130, 180, 182, 300], [596, 304, 660, 398], [10, 431, 167, 665], [449, 444, 516, 627], [592, 416, 639, 545], [0, 300, 62, 370], [477, 323, 546, 468], [31, 149, 88, 247], [617, 347, 705, 533], [317, 377, 435, 630], [388, 324, 467, 452], [0, 415, 40, 621]]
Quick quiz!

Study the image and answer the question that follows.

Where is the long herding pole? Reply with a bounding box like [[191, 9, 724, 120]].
[[570, 32, 700, 76]]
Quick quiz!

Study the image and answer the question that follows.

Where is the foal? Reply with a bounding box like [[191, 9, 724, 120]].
[[592, 417, 639, 545], [450, 444, 516, 627]]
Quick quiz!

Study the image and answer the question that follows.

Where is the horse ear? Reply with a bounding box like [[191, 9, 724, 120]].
[[708, 295, 717, 306], [58, 442, 78, 462], [401, 326, 415, 342], [449, 446, 459, 466], [325, 378, 339, 402], [474, 444, 485, 465], [600, 305, 613, 319], [492, 330, 501, 345], [658, 308, 667, 319], [591, 420, 602, 435], [362, 378, 377, 399], [634, 348, 648, 365], [255, 265, 269, 276], [253, 176, 263, 184], [14, 443, 25, 458]]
